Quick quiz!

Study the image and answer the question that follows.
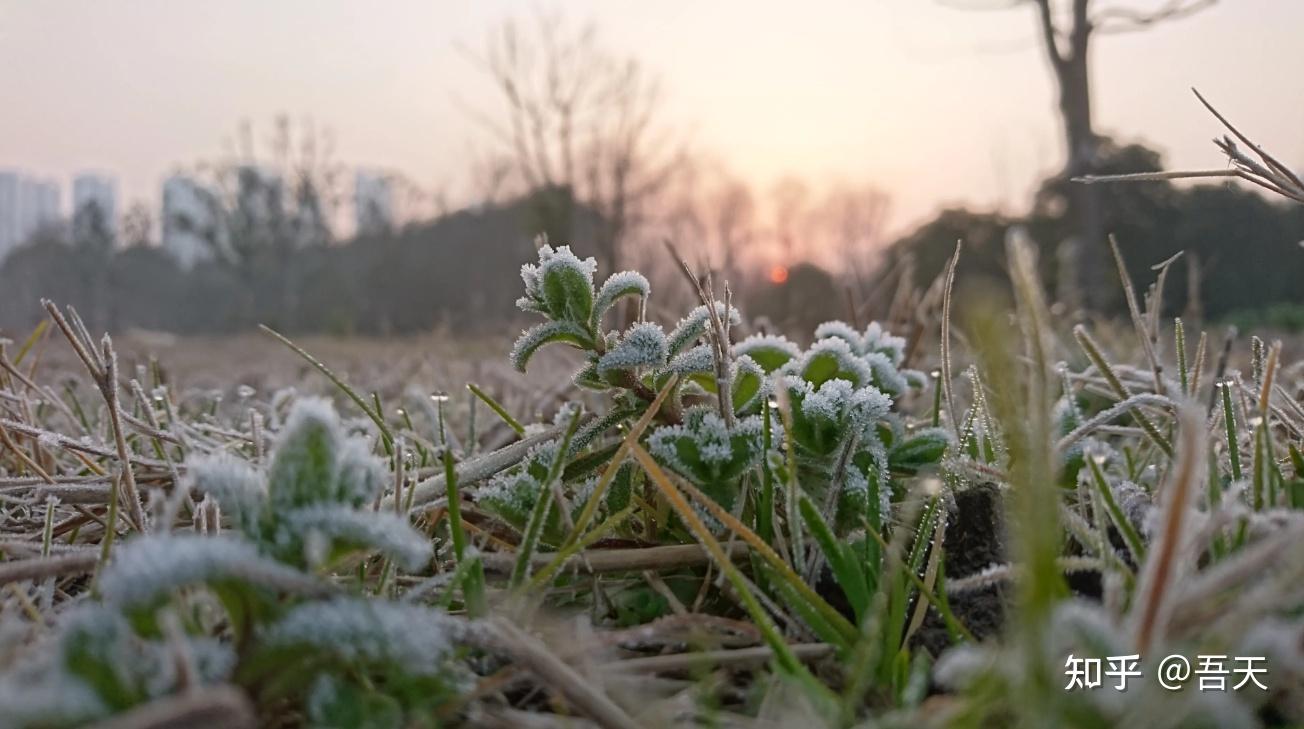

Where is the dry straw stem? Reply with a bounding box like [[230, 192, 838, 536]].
[[940, 242, 962, 437], [480, 542, 746, 574], [394, 420, 581, 510], [0, 551, 99, 587], [482, 617, 642, 729], [82, 685, 256, 729], [1131, 404, 1204, 654], [1076, 88, 1304, 205], [605, 643, 834, 674]]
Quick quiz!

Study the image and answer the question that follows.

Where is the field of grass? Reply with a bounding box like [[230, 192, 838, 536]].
[[2, 237, 1304, 729]]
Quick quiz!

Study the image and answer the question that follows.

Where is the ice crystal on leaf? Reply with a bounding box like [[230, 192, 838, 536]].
[[592, 270, 650, 327], [597, 322, 668, 375], [187, 452, 267, 536], [647, 406, 767, 510], [262, 598, 463, 677], [279, 506, 431, 572], [666, 302, 741, 357], [97, 534, 313, 610]]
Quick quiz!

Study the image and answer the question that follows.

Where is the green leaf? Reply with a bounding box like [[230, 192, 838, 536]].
[[268, 401, 341, 510], [800, 496, 870, 622], [591, 271, 650, 330], [541, 259, 595, 324], [510, 321, 593, 373], [888, 428, 952, 475]]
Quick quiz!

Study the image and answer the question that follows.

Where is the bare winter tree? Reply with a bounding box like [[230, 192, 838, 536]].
[[468, 11, 683, 273], [944, 0, 1216, 308], [822, 182, 891, 293]]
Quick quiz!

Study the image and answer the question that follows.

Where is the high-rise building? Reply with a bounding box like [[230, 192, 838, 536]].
[[162, 174, 222, 269], [354, 169, 394, 236], [71, 172, 118, 241], [0, 170, 61, 261]]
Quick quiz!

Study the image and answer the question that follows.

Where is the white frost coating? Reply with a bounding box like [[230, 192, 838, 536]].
[[664, 345, 715, 375], [932, 644, 995, 690], [334, 437, 387, 507], [785, 376, 892, 434], [262, 597, 463, 676], [666, 302, 741, 355], [98, 534, 304, 608], [510, 321, 589, 372], [593, 270, 650, 321], [794, 337, 874, 388], [281, 505, 431, 571], [648, 407, 765, 472], [0, 669, 106, 729], [863, 351, 908, 397], [813, 320, 862, 349], [732, 333, 802, 372], [269, 396, 342, 494], [518, 244, 598, 313], [862, 321, 907, 366], [597, 322, 667, 374]]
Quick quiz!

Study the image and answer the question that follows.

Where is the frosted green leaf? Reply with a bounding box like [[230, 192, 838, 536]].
[[666, 302, 741, 356], [813, 320, 863, 351], [187, 452, 268, 537], [863, 321, 907, 366], [888, 427, 953, 475], [510, 320, 593, 373], [267, 397, 343, 510], [792, 338, 873, 388], [597, 322, 667, 374], [261, 598, 464, 677], [98, 534, 318, 609], [733, 333, 801, 373], [592, 270, 650, 328], [280, 506, 431, 571]]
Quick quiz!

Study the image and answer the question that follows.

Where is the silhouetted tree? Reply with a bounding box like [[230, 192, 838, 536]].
[[943, 0, 1216, 309], [469, 11, 683, 273]]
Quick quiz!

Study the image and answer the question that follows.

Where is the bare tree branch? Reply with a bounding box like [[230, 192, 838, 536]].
[[1094, 0, 1216, 33]]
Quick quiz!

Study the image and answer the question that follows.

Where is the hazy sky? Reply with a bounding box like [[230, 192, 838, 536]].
[[1, 0, 1301, 234]]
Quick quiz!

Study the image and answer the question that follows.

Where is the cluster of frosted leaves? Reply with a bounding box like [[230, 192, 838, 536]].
[[648, 406, 771, 510], [187, 397, 430, 572], [476, 439, 561, 529], [783, 375, 892, 457], [261, 598, 466, 677], [0, 605, 236, 728], [511, 244, 653, 374], [476, 425, 633, 538], [97, 534, 317, 610]]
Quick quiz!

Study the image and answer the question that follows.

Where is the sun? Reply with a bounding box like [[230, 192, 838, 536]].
[[768, 264, 789, 284]]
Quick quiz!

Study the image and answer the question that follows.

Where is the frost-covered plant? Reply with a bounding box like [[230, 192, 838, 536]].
[[189, 397, 430, 572], [0, 398, 458, 729], [648, 406, 769, 510], [508, 242, 948, 547]]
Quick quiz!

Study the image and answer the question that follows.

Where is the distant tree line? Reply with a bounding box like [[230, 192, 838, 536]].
[[881, 139, 1304, 324], [0, 193, 598, 336]]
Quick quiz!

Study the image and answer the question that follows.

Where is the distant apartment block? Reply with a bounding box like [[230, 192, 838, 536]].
[[71, 172, 118, 240], [162, 174, 222, 269], [355, 169, 394, 236], [0, 170, 61, 261]]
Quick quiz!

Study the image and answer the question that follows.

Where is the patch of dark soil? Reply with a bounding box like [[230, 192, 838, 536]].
[[913, 482, 1009, 658]]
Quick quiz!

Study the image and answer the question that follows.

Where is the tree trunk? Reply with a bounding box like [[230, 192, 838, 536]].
[[1057, 48, 1108, 311]]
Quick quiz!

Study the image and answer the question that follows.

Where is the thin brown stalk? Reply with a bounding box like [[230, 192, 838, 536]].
[[480, 542, 747, 574], [0, 551, 98, 587], [482, 618, 641, 729], [1132, 405, 1204, 654], [82, 685, 255, 729]]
